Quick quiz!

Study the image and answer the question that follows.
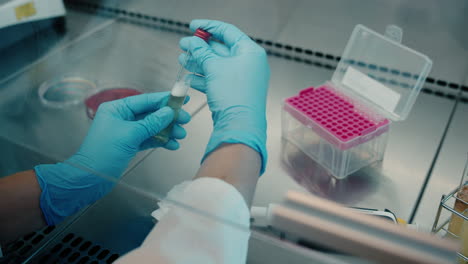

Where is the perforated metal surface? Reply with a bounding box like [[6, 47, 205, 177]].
[[32, 232, 120, 264], [1, 227, 120, 264], [1, 226, 55, 263]]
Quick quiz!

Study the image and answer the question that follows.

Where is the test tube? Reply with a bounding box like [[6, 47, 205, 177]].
[[154, 29, 211, 144]]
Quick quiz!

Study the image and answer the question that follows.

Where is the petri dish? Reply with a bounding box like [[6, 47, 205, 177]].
[[84, 87, 142, 119], [39, 76, 96, 108]]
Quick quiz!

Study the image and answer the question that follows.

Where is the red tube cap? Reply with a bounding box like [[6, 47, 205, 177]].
[[194, 28, 211, 42]]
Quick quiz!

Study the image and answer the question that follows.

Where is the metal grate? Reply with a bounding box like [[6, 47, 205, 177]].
[[31, 233, 119, 264], [1, 228, 119, 264], [1, 226, 56, 264]]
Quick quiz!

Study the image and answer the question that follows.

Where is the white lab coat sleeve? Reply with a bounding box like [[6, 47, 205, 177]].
[[115, 177, 251, 264]]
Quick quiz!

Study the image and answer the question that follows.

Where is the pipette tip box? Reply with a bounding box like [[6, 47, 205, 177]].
[[281, 24, 432, 179], [282, 84, 390, 179]]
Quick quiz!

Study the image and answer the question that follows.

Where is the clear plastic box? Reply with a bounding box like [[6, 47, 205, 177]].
[[281, 24, 432, 179]]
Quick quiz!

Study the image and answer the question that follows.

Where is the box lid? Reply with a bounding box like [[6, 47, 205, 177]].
[[331, 24, 432, 121]]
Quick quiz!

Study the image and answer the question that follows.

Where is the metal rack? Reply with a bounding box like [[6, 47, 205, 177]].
[[432, 185, 468, 262], [432, 155, 468, 262]]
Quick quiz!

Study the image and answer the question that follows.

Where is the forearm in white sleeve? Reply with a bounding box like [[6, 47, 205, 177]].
[[115, 177, 251, 264]]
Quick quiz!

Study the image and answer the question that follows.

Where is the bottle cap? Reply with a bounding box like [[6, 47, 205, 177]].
[[194, 28, 211, 42]]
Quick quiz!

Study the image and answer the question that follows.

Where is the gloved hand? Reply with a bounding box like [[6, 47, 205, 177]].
[[179, 19, 270, 174], [35, 92, 191, 225]]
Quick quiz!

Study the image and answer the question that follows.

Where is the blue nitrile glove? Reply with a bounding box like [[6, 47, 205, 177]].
[[34, 92, 191, 225], [179, 19, 270, 174]]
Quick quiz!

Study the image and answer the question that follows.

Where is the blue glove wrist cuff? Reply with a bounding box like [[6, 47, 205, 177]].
[[202, 130, 267, 175], [204, 108, 268, 175], [35, 163, 113, 226], [35, 165, 55, 226]]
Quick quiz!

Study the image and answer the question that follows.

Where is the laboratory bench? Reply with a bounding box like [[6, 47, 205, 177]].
[[0, 1, 466, 263]]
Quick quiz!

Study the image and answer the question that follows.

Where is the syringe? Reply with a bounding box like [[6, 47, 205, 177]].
[[154, 29, 211, 144]]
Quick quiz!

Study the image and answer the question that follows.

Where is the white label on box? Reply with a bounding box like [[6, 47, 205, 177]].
[[342, 67, 400, 113]]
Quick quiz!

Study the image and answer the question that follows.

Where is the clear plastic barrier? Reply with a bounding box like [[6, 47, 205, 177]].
[[332, 24, 432, 121], [0, 2, 456, 264]]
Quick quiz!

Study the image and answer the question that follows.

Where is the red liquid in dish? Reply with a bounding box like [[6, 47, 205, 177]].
[[84, 88, 142, 119]]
